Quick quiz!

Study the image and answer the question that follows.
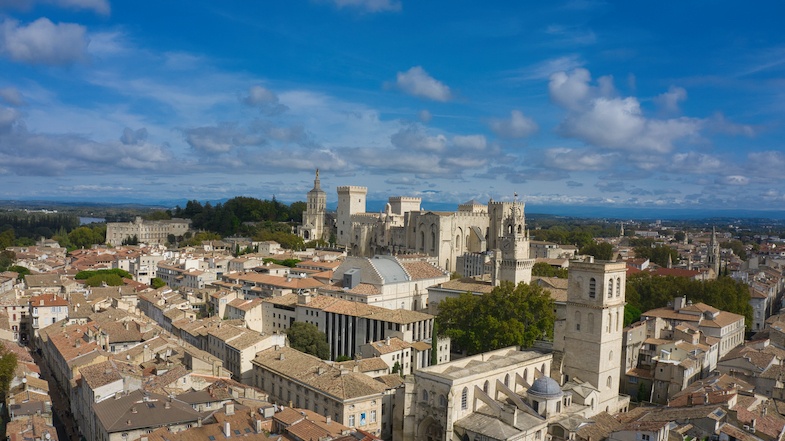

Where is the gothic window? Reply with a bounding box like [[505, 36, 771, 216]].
[[607, 280, 613, 298], [422, 390, 429, 402], [606, 376, 612, 388], [517, 225, 522, 234], [431, 231, 436, 252], [483, 380, 489, 393], [461, 387, 468, 410], [575, 311, 581, 331], [616, 278, 621, 297], [504, 374, 510, 387], [589, 278, 596, 298], [616, 311, 620, 331], [609, 350, 613, 361], [607, 313, 612, 333]]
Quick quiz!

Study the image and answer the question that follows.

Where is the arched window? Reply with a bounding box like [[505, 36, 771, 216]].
[[431, 231, 436, 252], [609, 350, 614, 361], [517, 225, 522, 234], [507, 224, 513, 234], [589, 278, 596, 298], [504, 374, 510, 387], [616, 311, 620, 331], [607, 376, 612, 388], [575, 311, 581, 331], [456, 234, 461, 252], [420, 231, 425, 251], [483, 380, 489, 393], [461, 387, 468, 410], [616, 278, 621, 297], [422, 390, 429, 402], [607, 280, 613, 298], [607, 312, 612, 333]]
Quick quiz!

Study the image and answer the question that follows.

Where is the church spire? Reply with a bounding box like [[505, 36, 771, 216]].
[[313, 168, 321, 191]]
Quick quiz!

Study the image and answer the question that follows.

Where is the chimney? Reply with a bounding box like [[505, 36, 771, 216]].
[[225, 401, 235, 416], [224, 421, 231, 437], [386, 336, 391, 346], [255, 419, 263, 434], [326, 416, 331, 425]]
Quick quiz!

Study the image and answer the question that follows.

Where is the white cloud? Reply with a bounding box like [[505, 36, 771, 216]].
[[391, 125, 446, 152], [241, 85, 287, 115], [490, 110, 538, 138], [452, 134, 487, 151], [511, 55, 584, 81], [719, 175, 749, 186], [0, 87, 23, 106], [395, 66, 452, 102], [0, 18, 88, 65], [548, 68, 593, 110], [654, 86, 687, 114], [551, 69, 701, 154], [330, 0, 401, 12], [541, 147, 615, 171]]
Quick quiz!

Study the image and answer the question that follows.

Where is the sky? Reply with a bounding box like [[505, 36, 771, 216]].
[[1, 1, 784, 212]]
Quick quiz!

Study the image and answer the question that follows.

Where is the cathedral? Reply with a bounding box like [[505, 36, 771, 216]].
[[296, 169, 327, 241]]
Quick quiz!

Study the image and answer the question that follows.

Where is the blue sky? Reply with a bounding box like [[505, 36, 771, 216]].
[[1, 0, 784, 211]]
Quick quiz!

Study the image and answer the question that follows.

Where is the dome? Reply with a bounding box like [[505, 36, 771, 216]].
[[528, 376, 563, 398]]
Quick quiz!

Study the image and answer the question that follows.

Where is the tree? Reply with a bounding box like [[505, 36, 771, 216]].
[[0, 250, 15, 272], [721, 240, 747, 260], [674, 231, 686, 243], [436, 281, 555, 355], [150, 277, 166, 289], [532, 262, 568, 278], [0, 344, 17, 400], [579, 242, 614, 260], [287, 322, 330, 360], [7, 265, 30, 281]]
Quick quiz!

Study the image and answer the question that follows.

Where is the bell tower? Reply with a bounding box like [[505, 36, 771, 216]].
[[561, 259, 627, 414], [298, 169, 327, 241], [495, 199, 534, 285]]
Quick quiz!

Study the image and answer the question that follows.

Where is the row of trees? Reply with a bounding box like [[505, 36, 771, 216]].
[[171, 197, 306, 237], [625, 273, 753, 328]]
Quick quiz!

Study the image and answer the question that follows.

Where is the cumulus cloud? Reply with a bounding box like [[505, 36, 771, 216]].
[[330, 0, 401, 12], [391, 125, 446, 152], [654, 86, 687, 114], [120, 127, 148, 145], [490, 110, 538, 139], [707, 113, 756, 137], [183, 123, 260, 153], [0, 0, 109, 14], [241, 85, 287, 115], [0, 18, 89, 65], [550, 70, 701, 154], [670, 152, 724, 174], [395, 66, 452, 102], [452, 134, 487, 151], [0, 87, 24, 106]]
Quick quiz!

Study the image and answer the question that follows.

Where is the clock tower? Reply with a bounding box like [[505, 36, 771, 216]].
[[494, 199, 534, 286]]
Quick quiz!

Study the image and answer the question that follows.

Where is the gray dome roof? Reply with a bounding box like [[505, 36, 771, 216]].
[[528, 376, 563, 398]]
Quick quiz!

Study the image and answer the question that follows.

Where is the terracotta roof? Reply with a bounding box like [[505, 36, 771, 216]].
[[28, 293, 68, 307], [365, 337, 411, 355], [400, 261, 447, 280]]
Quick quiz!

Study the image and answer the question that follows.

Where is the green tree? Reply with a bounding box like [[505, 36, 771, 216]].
[[287, 322, 330, 360], [0, 250, 15, 272], [8, 265, 30, 281], [150, 277, 166, 289], [335, 355, 352, 362], [634, 244, 678, 267], [674, 231, 686, 243], [0, 345, 17, 400], [721, 240, 747, 260], [532, 262, 568, 278], [84, 274, 124, 287], [143, 210, 172, 221], [579, 242, 614, 260], [436, 281, 555, 355]]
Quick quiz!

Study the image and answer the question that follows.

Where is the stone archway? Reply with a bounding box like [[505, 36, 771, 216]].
[[417, 416, 444, 441]]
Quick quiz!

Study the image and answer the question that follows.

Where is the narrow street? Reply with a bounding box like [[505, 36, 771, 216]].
[[31, 350, 81, 441]]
